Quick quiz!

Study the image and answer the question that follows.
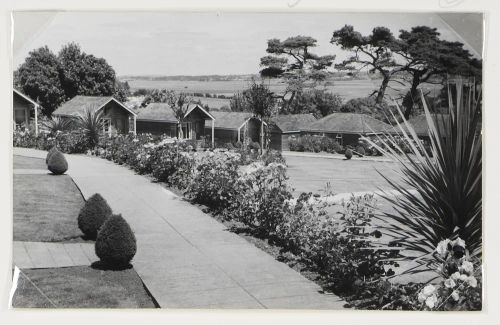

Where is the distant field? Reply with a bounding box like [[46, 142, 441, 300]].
[[126, 78, 442, 102]]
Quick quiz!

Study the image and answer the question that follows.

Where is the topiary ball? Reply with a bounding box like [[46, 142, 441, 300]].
[[345, 148, 353, 160], [46, 146, 58, 164], [78, 193, 113, 239], [95, 214, 137, 268], [47, 150, 68, 175]]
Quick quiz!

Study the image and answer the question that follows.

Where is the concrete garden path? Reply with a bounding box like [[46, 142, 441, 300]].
[[14, 148, 345, 309], [13, 241, 97, 269]]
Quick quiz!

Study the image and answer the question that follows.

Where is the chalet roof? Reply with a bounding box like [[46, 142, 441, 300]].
[[406, 114, 451, 137], [307, 113, 394, 134], [136, 103, 177, 122], [272, 114, 317, 133], [13, 89, 39, 107], [52, 96, 136, 116], [209, 111, 255, 130]]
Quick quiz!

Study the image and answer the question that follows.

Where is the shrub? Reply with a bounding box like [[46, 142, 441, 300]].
[[46, 146, 58, 164], [95, 214, 137, 267], [76, 108, 103, 149], [224, 142, 235, 150], [78, 193, 113, 239], [355, 146, 366, 156], [249, 141, 261, 151], [185, 150, 240, 212], [47, 150, 68, 175], [344, 148, 353, 160], [260, 150, 286, 166], [229, 162, 292, 235]]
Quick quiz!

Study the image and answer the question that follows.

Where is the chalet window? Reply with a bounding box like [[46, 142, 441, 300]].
[[102, 118, 111, 136], [14, 109, 26, 125]]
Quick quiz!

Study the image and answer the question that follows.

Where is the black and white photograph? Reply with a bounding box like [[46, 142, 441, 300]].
[[8, 9, 483, 312]]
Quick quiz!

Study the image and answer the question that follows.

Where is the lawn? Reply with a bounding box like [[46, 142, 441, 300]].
[[285, 154, 403, 194], [13, 155, 47, 169], [11, 266, 157, 308], [13, 168, 85, 242]]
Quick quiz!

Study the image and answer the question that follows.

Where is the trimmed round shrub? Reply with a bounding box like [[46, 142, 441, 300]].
[[47, 150, 68, 175], [78, 193, 113, 239], [46, 146, 58, 164], [345, 148, 353, 160], [95, 214, 137, 267], [356, 146, 366, 156]]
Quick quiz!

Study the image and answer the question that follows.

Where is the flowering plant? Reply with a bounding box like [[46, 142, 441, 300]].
[[417, 238, 481, 310]]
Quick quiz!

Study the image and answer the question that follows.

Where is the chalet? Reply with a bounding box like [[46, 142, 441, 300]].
[[13, 89, 40, 135], [304, 113, 394, 146], [136, 102, 215, 146], [206, 111, 267, 146], [270, 114, 317, 150], [52, 96, 137, 136]]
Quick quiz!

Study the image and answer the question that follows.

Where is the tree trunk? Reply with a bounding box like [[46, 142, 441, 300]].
[[375, 76, 390, 104], [402, 74, 421, 120], [178, 122, 183, 139]]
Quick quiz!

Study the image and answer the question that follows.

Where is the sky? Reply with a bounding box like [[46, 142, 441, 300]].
[[12, 11, 483, 76]]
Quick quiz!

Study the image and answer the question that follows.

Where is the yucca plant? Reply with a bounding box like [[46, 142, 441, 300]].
[[366, 78, 482, 274], [43, 116, 74, 134], [76, 106, 104, 149]]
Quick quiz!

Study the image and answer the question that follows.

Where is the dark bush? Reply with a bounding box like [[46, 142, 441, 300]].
[[46, 146, 58, 164], [345, 148, 353, 160], [355, 146, 366, 156], [47, 150, 68, 175], [78, 193, 113, 239], [249, 141, 261, 151], [95, 214, 137, 268]]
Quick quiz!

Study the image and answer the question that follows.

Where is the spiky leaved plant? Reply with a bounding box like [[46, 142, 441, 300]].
[[43, 116, 74, 134], [76, 106, 103, 149], [366, 78, 482, 273]]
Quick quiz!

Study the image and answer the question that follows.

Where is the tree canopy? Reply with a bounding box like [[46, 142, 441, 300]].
[[393, 26, 481, 117], [14, 46, 65, 115], [259, 36, 335, 109], [15, 43, 124, 116], [331, 25, 403, 104]]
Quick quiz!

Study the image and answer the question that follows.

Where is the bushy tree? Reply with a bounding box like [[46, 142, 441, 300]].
[[259, 36, 335, 110], [140, 88, 170, 107], [230, 92, 251, 112], [331, 25, 404, 104], [15, 43, 122, 116], [285, 89, 343, 118], [14, 46, 65, 115], [393, 26, 481, 118], [243, 79, 276, 150], [113, 80, 131, 103], [58, 43, 117, 99], [165, 91, 192, 139]]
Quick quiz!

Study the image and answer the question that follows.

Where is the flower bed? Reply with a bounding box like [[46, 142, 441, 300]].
[[13, 129, 481, 310]]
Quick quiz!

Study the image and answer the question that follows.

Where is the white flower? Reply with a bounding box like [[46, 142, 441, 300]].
[[436, 239, 451, 258], [459, 273, 468, 282], [451, 237, 466, 249], [425, 294, 438, 309], [459, 261, 474, 275], [418, 291, 427, 303], [467, 276, 478, 288], [451, 290, 460, 301], [444, 278, 456, 288], [422, 284, 436, 296]]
